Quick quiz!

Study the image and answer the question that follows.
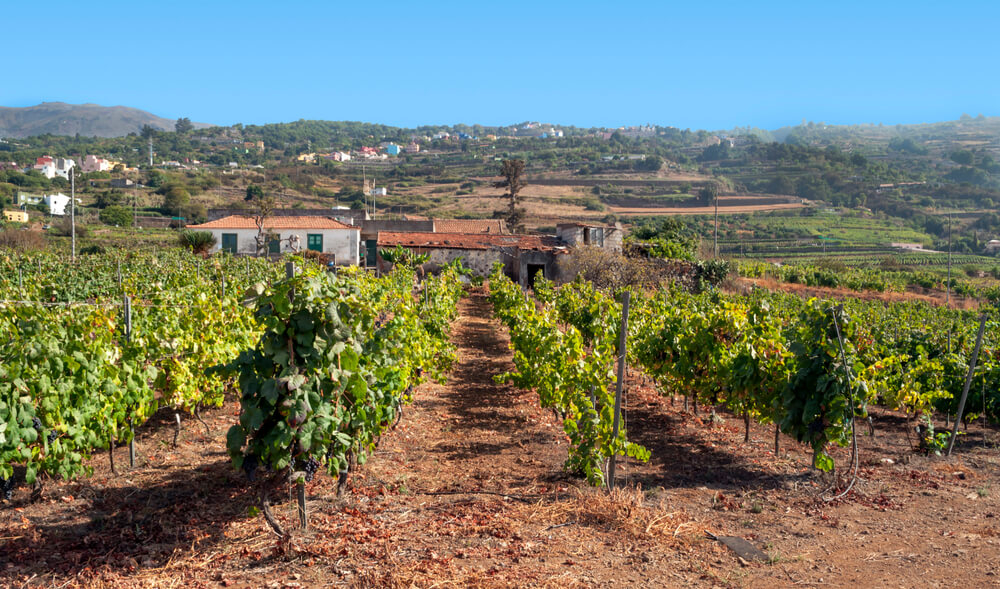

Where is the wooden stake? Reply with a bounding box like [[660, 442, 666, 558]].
[[124, 295, 135, 468], [296, 478, 307, 530], [947, 314, 987, 456], [608, 291, 630, 490]]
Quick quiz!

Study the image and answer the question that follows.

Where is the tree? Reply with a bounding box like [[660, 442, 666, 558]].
[[245, 185, 276, 255], [769, 175, 796, 195], [140, 124, 157, 140], [175, 117, 194, 134], [493, 159, 527, 233], [950, 150, 975, 166], [245, 184, 265, 202], [698, 183, 718, 206], [98, 205, 134, 227], [95, 190, 125, 209], [163, 186, 191, 216]]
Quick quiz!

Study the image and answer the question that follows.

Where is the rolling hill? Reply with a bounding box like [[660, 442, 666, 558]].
[[0, 102, 212, 138]]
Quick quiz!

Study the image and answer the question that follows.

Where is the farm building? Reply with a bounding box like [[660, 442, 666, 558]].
[[376, 232, 567, 287], [186, 215, 361, 264], [556, 223, 624, 253]]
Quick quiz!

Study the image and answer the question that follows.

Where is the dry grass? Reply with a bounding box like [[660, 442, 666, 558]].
[[528, 486, 698, 544], [0, 228, 47, 251]]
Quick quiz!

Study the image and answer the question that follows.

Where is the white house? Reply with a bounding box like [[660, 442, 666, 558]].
[[19, 192, 78, 215], [186, 215, 362, 264], [43, 193, 80, 216], [33, 157, 75, 179]]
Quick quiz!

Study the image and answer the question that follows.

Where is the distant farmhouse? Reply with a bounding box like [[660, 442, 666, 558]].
[[196, 208, 621, 287], [32, 156, 75, 179]]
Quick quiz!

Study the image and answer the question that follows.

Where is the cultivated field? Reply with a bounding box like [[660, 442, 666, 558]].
[[2, 289, 999, 588]]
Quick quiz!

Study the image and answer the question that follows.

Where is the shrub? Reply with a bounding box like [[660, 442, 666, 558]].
[[694, 259, 732, 291], [0, 228, 46, 251], [99, 205, 134, 227], [52, 217, 88, 238], [558, 246, 672, 291], [80, 244, 106, 255], [178, 230, 217, 254]]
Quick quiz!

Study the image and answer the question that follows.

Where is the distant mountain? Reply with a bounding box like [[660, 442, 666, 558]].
[[0, 102, 212, 138]]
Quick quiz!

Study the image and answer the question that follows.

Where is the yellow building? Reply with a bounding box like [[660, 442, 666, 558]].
[[3, 209, 29, 223]]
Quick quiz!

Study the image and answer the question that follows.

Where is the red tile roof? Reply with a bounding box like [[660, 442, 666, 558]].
[[187, 215, 358, 230], [377, 232, 565, 252], [433, 219, 507, 234]]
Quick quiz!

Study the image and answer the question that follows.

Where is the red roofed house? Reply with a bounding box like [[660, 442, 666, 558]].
[[186, 215, 361, 263]]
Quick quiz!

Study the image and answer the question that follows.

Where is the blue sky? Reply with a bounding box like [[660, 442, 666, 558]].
[[5, 0, 999, 130]]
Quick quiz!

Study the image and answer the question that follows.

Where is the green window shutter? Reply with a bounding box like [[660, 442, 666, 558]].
[[221, 233, 238, 253], [307, 234, 323, 252]]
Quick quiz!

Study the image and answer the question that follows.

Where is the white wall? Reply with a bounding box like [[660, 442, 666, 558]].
[[207, 227, 360, 264], [45, 194, 70, 216]]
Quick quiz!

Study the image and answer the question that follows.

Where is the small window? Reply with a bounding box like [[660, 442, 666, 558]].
[[221, 233, 238, 253], [307, 234, 323, 252]]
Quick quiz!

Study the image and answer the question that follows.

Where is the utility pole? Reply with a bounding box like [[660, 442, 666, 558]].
[[148, 137, 153, 167], [71, 168, 76, 262], [946, 213, 953, 309], [714, 193, 719, 258], [132, 166, 138, 231]]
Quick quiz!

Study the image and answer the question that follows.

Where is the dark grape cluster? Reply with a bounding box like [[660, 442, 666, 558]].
[[32, 417, 42, 431], [1, 476, 15, 501], [303, 457, 320, 482], [242, 454, 260, 482], [375, 312, 389, 329], [47, 430, 57, 443]]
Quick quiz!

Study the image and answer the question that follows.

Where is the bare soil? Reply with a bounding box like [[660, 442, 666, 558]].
[[2, 292, 999, 588]]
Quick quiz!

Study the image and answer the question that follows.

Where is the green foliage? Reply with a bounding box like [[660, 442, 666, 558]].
[[162, 186, 191, 216], [245, 184, 264, 202], [98, 205, 134, 227], [627, 217, 698, 261], [489, 268, 648, 485], [378, 245, 429, 267], [888, 137, 928, 155], [175, 117, 194, 134], [0, 251, 276, 484], [220, 262, 462, 484], [178, 230, 217, 254]]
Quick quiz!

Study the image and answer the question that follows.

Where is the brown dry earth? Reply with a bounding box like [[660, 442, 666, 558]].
[[2, 292, 999, 588]]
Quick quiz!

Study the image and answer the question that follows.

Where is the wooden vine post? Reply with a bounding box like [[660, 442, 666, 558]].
[[284, 261, 308, 530], [124, 294, 136, 468], [607, 291, 630, 490], [947, 314, 987, 457]]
